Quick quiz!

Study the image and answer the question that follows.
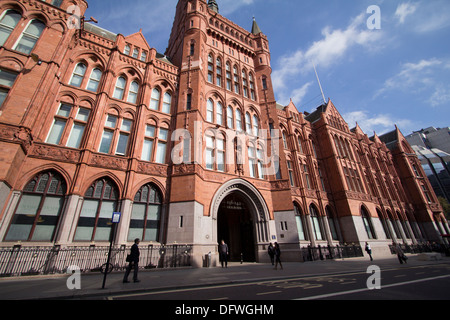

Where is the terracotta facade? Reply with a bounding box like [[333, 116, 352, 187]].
[[0, 0, 447, 267]]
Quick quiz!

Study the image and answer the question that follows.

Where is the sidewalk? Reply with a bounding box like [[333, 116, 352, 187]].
[[0, 255, 449, 300]]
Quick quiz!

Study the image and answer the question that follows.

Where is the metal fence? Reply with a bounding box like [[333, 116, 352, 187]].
[[301, 244, 364, 262], [0, 244, 192, 277]]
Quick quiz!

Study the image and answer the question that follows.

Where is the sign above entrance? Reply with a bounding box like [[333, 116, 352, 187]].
[[224, 200, 244, 210]]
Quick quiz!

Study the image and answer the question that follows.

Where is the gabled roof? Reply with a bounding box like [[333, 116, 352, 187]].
[[124, 30, 151, 50]]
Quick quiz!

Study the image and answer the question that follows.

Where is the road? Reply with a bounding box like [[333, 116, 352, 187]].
[[104, 263, 450, 301]]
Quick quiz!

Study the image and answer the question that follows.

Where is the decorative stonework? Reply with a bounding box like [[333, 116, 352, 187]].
[[30, 143, 80, 163]]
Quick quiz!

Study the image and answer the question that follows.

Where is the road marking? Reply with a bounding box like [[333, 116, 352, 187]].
[[296, 274, 450, 300], [257, 291, 282, 296]]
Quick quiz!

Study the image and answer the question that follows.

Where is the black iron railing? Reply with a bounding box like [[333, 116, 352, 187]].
[[388, 243, 450, 256], [0, 244, 192, 277], [301, 244, 364, 262]]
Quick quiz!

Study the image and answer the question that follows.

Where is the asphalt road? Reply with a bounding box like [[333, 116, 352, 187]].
[[105, 263, 450, 301]]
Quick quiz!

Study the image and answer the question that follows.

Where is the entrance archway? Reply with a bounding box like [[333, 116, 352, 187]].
[[210, 179, 271, 263], [217, 193, 256, 262]]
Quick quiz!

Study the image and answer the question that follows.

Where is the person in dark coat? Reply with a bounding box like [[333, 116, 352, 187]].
[[268, 243, 275, 265], [365, 242, 373, 261], [219, 240, 229, 268], [274, 242, 283, 270], [123, 238, 140, 283]]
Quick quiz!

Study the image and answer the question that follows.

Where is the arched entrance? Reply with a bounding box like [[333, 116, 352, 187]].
[[211, 179, 271, 263], [217, 193, 256, 262]]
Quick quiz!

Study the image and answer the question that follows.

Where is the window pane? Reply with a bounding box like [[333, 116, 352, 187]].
[[142, 139, 154, 162], [57, 104, 72, 117], [159, 128, 169, 141], [155, 142, 167, 164], [74, 200, 98, 241], [113, 77, 126, 99], [0, 11, 21, 46], [128, 203, 146, 241], [94, 201, 115, 241], [70, 64, 86, 87], [150, 88, 160, 110], [5, 194, 41, 241], [99, 130, 113, 153], [295, 216, 306, 240], [0, 69, 18, 87], [121, 119, 132, 131], [116, 133, 129, 155], [105, 115, 117, 128], [67, 123, 85, 148], [15, 20, 45, 54], [31, 196, 64, 241], [145, 125, 156, 137], [76, 108, 90, 122], [0, 88, 8, 107], [86, 69, 102, 91], [145, 205, 160, 241], [46, 119, 66, 145]]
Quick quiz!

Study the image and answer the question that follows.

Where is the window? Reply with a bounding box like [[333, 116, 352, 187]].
[[113, 77, 126, 100], [67, 107, 90, 148], [309, 205, 323, 240], [128, 184, 162, 242], [14, 20, 45, 54], [249, 73, 256, 100], [245, 113, 252, 134], [74, 178, 118, 241], [86, 68, 102, 92], [226, 63, 231, 91], [287, 161, 295, 187], [132, 48, 139, 59], [248, 144, 256, 178], [294, 203, 307, 241], [162, 92, 172, 114], [124, 45, 130, 55], [141, 124, 156, 162], [252, 115, 259, 136], [46, 103, 73, 145], [233, 65, 240, 94], [206, 132, 225, 172], [155, 127, 168, 164], [227, 106, 234, 129], [282, 131, 288, 149], [0, 68, 18, 107], [257, 147, 265, 179], [216, 58, 222, 87], [207, 54, 213, 83], [303, 164, 311, 189], [47, 0, 63, 7], [361, 207, 376, 239], [326, 207, 339, 240], [0, 10, 21, 46], [235, 109, 242, 132], [216, 101, 223, 126], [99, 114, 117, 154], [70, 63, 87, 87], [150, 88, 160, 110], [4, 171, 66, 242], [127, 81, 139, 104], [140, 51, 147, 62], [242, 71, 248, 98], [115, 118, 132, 155], [186, 93, 192, 110], [207, 99, 214, 122]]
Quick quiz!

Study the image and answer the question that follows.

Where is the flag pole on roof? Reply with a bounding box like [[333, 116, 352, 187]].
[[312, 61, 327, 105]]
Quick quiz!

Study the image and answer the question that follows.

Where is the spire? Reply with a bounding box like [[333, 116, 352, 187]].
[[251, 16, 262, 35], [208, 0, 219, 13]]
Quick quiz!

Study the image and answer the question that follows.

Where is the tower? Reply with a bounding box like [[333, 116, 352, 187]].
[[164, 0, 296, 266]]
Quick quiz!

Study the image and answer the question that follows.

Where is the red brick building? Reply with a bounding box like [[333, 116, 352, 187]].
[[0, 0, 447, 267]]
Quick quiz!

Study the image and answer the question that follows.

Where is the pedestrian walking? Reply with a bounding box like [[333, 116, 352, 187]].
[[219, 240, 229, 268], [274, 242, 283, 270], [268, 243, 275, 265], [123, 238, 140, 283], [365, 242, 373, 261], [393, 242, 407, 264]]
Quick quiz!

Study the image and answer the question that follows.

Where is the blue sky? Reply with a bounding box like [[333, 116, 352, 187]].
[[85, 0, 450, 136]]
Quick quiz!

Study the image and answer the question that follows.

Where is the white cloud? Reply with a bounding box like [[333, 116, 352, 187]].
[[343, 110, 413, 135], [395, 3, 418, 24], [429, 85, 450, 107], [272, 12, 383, 106], [375, 58, 444, 97]]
